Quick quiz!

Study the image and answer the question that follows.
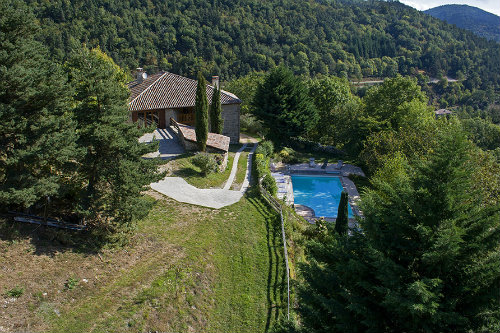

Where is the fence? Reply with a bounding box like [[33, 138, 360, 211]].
[[258, 179, 290, 320]]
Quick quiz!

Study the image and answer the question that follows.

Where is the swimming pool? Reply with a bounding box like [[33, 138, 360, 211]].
[[291, 175, 353, 218]]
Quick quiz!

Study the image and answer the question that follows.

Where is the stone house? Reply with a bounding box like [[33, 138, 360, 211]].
[[128, 69, 241, 144]]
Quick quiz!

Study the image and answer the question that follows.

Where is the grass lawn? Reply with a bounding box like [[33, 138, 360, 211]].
[[0, 188, 287, 332], [231, 151, 250, 191], [165, 144, 244, 189]]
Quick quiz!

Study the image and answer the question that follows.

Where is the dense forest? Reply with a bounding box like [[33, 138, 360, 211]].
[[425, 4, 500, 42], [23, 0, 500, 90]]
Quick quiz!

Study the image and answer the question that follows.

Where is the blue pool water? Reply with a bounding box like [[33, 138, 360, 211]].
[[291, 175, 353, 218]]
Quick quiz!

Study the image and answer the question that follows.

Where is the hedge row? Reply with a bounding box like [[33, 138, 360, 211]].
[[254, 141, 277, 195]]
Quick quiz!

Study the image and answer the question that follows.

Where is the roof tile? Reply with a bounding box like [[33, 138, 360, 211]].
[[128, 72, 241, 111]]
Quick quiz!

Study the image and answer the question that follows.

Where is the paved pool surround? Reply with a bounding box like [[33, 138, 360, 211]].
[[272, 162, 364, 221]]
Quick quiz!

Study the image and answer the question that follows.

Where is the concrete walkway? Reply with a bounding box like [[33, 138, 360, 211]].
[[151, 177, 244, 209], [223, 143, 248, 190], [139, 127, 186, 160], [151, 143, 258, 209], [241, 143, 258, 192]]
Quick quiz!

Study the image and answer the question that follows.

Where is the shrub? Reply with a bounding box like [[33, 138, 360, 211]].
[[279, 147, 299, 164], [5, 285, 24, 298], [64, 277, 79, 290], [192, 153, 217, 175], [262, 174, 278, 195], [240, 113, 264, 135], [256, 140, 274, 158]]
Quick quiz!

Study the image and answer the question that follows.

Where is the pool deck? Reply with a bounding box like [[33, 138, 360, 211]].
[[271, 162, 365, 223]]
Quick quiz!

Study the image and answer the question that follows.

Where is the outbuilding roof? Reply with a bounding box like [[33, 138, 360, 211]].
[[128, 72, 241, 112]]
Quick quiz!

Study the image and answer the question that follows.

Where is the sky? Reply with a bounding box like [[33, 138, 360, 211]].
[[399, 0, 500, 16]]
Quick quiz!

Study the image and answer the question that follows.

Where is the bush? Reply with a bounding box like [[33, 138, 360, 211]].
[[279, 147, 300, 164], [255, 140, 274, 158], [192, 153, 217, 175], [262, 174, 278, 196], [240, 113, 264, 135]]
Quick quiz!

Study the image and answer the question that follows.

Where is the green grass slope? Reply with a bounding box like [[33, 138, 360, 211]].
[[0, 189, 287, 332]]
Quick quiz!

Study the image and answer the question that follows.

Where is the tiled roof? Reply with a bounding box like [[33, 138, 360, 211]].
[[176, 122, 230, 152], [128, 72, 241, 112]]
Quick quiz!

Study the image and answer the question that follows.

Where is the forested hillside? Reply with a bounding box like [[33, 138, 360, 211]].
[[425, 5, 500, 42], [25, 0, 500, 90]]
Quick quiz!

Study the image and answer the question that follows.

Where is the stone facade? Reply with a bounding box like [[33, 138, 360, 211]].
[[221, 103, 240, 144]]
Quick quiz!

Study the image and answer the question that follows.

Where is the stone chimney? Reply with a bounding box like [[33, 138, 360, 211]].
[[211, 75, 219, 88], [136, 68, 147, 83]]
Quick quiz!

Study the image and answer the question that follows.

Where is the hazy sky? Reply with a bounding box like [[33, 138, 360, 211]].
[[399, 0, 500, 16]]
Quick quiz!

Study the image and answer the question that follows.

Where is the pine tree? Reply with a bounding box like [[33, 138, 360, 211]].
[[334, 191, 349, 235], [209, 84, 223, 134], [67, 46, 162, 227], [298, 123, 500, 332], [0, 0, 76, 210], [252, 66, 318, 144], [195, 72, 208, 151]]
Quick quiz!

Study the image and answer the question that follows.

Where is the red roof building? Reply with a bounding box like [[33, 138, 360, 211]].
[[128, 70, 241, 143]]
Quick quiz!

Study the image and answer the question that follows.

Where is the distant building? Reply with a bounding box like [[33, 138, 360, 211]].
[[128, 69, 241, 143], [434, 108, 453, 117]]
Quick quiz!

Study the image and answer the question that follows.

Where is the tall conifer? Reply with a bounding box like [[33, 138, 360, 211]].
[[298, 123, 500, 332], [0, 0, 76, 209], [334, 191, 349, 235], [195, 72, 208, 151], [252, 66, 318, 144], [210, 84, 223, 134], [67, 46, 161, 227]]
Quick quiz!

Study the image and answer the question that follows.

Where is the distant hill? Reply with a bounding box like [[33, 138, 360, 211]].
[[22, 0, 500, 88], [425, 5, 500, 42]]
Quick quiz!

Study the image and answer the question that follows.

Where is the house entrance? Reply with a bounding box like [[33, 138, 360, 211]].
[[177, 108, 195, 126], [137, 110, 159, 127]]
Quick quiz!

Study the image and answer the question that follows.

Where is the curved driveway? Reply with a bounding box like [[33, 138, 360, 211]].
[[151, 143, 258, 209]]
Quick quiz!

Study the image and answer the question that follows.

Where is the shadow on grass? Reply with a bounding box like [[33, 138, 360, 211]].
[[247, 188, 285, 332], [0, 209, 138, 257], [172, 167, 200, 179]]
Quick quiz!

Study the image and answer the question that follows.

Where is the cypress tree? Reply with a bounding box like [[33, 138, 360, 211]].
[[209, 84, 223, 134], [334, 191, 349, 235], [67, 46, 162, 228], [0, 0, 76, 210], [195, 72, 208, 151]]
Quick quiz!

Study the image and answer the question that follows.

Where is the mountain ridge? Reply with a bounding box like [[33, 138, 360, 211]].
[[425, 4, 500, 42]]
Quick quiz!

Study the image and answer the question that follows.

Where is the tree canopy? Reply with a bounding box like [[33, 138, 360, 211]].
[[298, 124, 500, 332], [252, 66, 318, 144], [0, 0, 76, 208]]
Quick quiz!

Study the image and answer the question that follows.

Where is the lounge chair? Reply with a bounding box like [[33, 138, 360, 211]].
[[335, 160, 343, 170], [309, 158, 316, 168], [321, 159, 328, 169]]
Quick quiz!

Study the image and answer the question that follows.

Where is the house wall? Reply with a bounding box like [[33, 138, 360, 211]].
[[165, 109, 177, 124], [221, 103, 240, 144]]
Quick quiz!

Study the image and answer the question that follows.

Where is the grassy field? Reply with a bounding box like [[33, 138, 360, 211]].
[[0, 188, 287, 332]]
